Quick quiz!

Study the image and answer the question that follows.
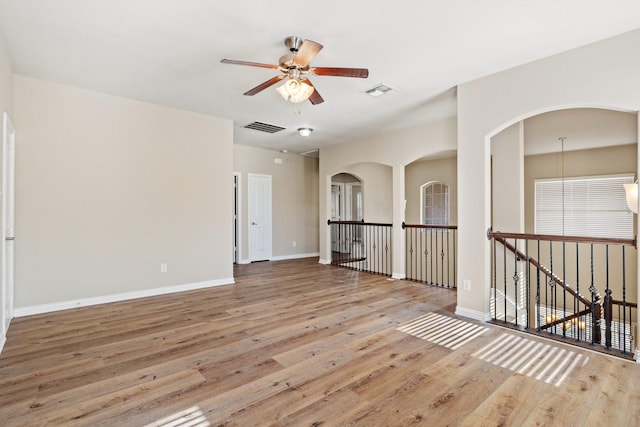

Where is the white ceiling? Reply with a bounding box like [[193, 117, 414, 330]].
[[1, 1, 639, 154]]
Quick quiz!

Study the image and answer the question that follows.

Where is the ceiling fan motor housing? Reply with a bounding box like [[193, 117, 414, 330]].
[[284, 35, 304, 52]]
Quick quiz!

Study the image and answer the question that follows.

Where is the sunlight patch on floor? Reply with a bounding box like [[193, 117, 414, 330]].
[[471, 333, 589, 387], [397, 312, 488, 350], [144, 405, 210, 427]]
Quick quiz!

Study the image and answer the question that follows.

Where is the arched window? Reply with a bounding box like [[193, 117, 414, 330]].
[[421, 181, 449, 225]]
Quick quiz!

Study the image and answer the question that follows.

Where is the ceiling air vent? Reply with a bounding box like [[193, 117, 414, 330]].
[[365, 83, 394, 97], [243, 121, 286, 134]]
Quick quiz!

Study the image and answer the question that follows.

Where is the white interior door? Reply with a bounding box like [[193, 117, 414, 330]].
[[331, 183, 343, 221], [248, 173, 272, 262], [2, 113, 16, 337]]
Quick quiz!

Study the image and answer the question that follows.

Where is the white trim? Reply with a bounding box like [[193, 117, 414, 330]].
[[14, 278, 235, 317], [318, 258, 331, 265], [2, 112, 16, 342], [270, 252, 320, 261], [0, 334, 5, 355], [455, 305, 491, 322], [391, 272, 406, 280], [233, 172, 242, 264], [238, 258, 251, 265]]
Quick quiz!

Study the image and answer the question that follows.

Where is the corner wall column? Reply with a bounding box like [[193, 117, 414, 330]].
[[391, 165, 406, 279], [636, 112, 640, 363]]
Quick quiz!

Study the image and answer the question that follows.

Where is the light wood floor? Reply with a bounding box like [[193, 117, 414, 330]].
[[1, 258, 638, 426]]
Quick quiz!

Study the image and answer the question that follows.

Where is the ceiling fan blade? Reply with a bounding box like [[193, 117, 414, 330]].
[[221, 59, 279, 69], [304, 79, 324, 105], [243, 75, 284, 96], [293, 40, 323, 68], [313, 67, 369, 78]]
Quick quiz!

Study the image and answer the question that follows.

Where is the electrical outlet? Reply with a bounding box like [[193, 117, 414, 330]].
[[463, 279, 471, 290], [160, 263, 167, 273], [292, 241, 297, 247]]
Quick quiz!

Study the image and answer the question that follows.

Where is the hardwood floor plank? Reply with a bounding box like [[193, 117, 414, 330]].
[[0, 258, 637, 426]]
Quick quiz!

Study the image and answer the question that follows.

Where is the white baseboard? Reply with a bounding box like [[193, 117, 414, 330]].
[[238, 259, 251, 265], [455, 306, 491, 322], [14, 277, 235, 318], [270, 252, 320, 261], [0, 333, 6, 355], [391, 272, 406, 280], [318, 258, 331, 265]]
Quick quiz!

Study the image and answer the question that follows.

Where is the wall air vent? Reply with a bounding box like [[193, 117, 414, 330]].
[[243, 121, 286, 134]]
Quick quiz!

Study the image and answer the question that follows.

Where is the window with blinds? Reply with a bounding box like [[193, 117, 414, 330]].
[[422, 182, 449, 225], [534, 174, 634, 239]]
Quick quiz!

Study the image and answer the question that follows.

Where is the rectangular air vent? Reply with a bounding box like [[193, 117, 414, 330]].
[[365, 83, 394, 97], [243, 121, 286, 134]]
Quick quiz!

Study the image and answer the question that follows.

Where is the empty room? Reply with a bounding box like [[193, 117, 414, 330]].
[[1, 1, 639, 425]]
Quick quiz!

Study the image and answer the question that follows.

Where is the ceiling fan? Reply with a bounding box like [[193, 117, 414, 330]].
[[221, 36, 369, 105]]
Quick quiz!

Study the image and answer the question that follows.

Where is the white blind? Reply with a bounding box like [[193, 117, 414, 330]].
[[423, 182, 449, 225], [535, 175, 634, 239]]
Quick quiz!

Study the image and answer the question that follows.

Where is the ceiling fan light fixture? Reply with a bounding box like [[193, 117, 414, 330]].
[[298, 127, 313, 137], [276, 78, 314, 103]]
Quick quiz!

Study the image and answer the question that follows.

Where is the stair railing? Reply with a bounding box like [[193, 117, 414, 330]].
[[487, 228, 637, 359]]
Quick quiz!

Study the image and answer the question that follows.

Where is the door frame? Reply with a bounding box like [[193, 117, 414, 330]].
[[2, 112, 16, 342], [248, 173, 272, 262], [233, 172, 242, 264]]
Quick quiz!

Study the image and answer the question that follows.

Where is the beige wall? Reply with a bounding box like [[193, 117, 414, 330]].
[[524, 108, 637, 155], [405, 156, 457, 225], [0, 31, 12, 117], [13, 75, 234, 308], [335, 163, 393, 223], [233, 144, 319, 261], [457, 28, 640, 321], [491, 122, 524, 232], [524, 144, 637, 233], [0, 31, 12, 342]]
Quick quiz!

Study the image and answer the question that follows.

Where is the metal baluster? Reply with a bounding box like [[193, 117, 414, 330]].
[[590, 243, 601, 345], [493, 236, 497, 321], [576, 242, 581, 342], [525, 238, 530, 329], [622, 245, 627, 354], [550, 240, 555, 335], [503, 239, 507, 323], [514, 238, 519, 326], [536, 239, 541, 332], [562, 240, 567, 339], [435, 229, 440, 286], [430, 228, 434, 285], [446, 229, 451, 288], [453, 229, 457, 289], [605, 244, 612, 349]]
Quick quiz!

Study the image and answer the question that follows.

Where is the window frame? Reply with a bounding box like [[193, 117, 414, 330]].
[[420, 181, 450, 226]]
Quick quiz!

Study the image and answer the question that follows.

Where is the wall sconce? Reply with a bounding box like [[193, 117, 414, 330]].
[[624, 181, 638, 214]]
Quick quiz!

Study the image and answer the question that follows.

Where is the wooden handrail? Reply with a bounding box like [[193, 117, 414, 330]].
[[488, 228, 636, 248], [328, 219, 392, 227], [492, 235, 592, 307], [402, 222, 458, 230]]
